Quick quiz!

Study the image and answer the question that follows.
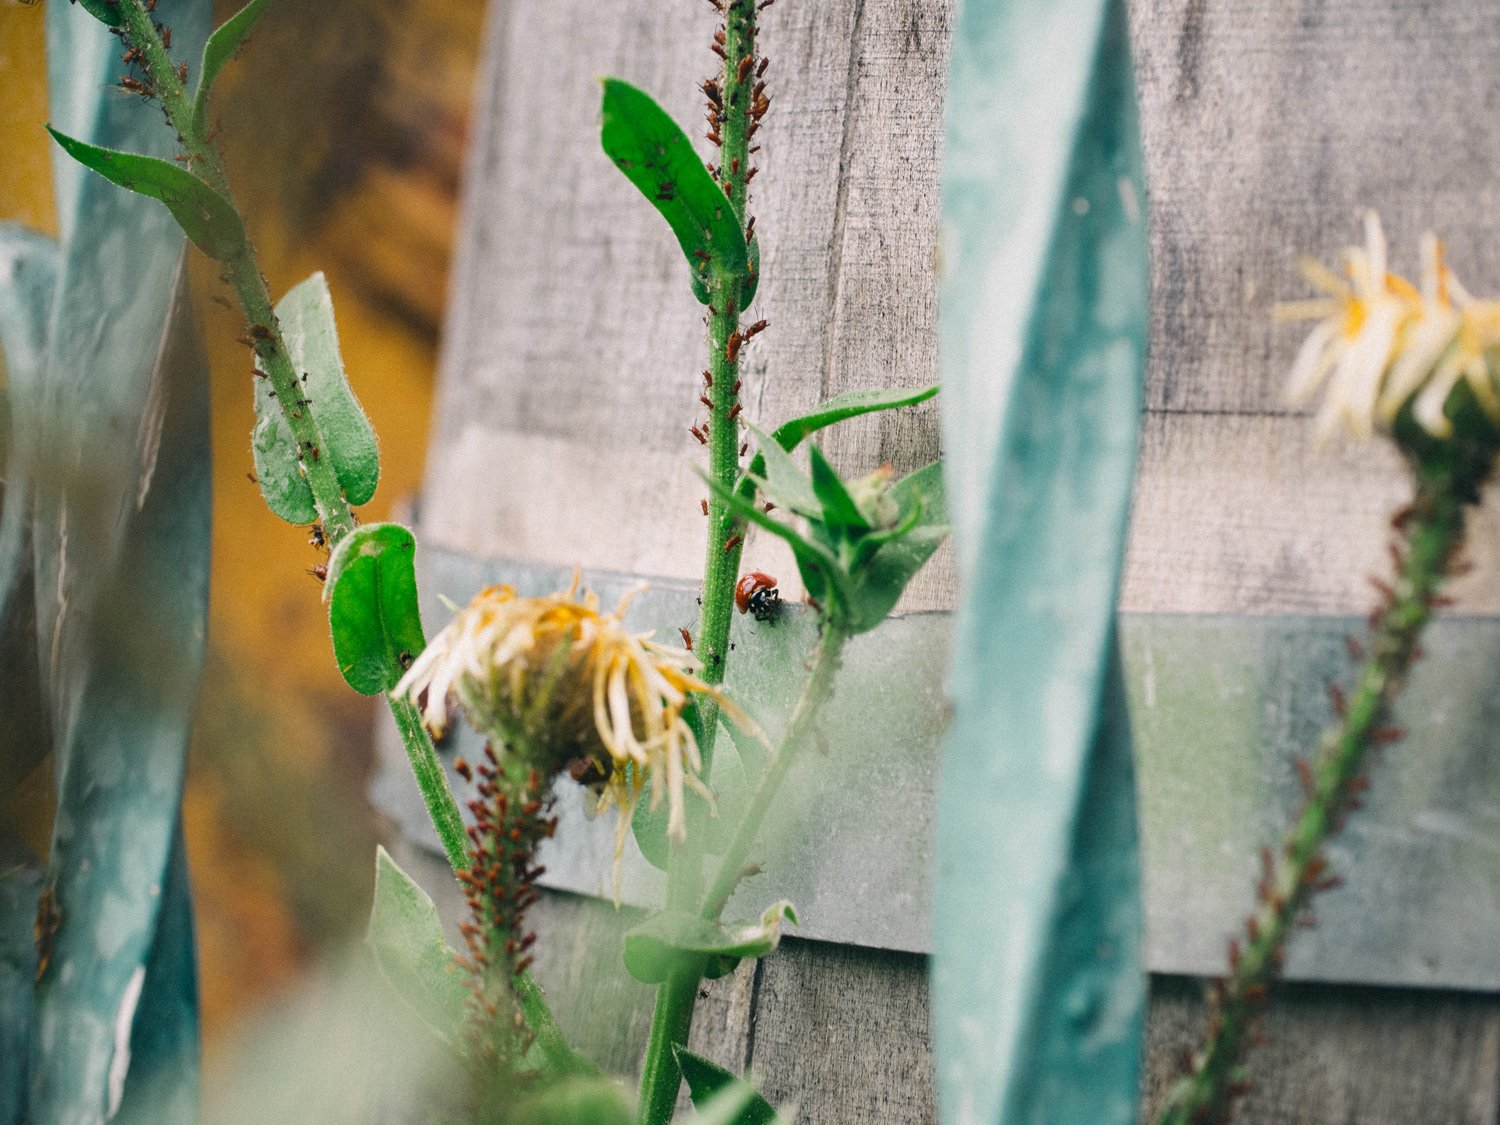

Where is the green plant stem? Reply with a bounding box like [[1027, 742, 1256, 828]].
[[115, 0, 576, 1071], [637, 624, 846, 1125], [391, 695, 469, 872], [700, 622, 846, 920], [116, 0, 468, 870], [642, 4, 763, 1117], [1157, 453, 1481, 1125]]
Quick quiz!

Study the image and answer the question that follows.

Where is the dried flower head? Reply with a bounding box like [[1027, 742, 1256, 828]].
[[394, 573, 760, 856], [1280, 211, 1500, 442]]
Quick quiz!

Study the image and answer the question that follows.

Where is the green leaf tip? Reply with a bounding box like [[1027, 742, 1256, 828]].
[[674, 1047, 783, 1125], [71, 0, 123, 26], [367, 845, 468, 1045], [193, 0, 275, 134], [599, 77, 748, 303], [46, 127, 246, 260], [326, 523, 425, 695], [251, 271, 380, 523]]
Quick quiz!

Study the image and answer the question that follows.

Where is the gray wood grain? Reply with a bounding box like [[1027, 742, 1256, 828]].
[[1142, 975, 1500, 1124], [406, 0, 1500, 1118]]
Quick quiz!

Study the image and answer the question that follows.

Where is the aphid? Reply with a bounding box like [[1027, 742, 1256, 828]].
[[737, 56, 753, 84], [309, 522, 326, 550], [246, 471, 258, 484], [308, 563, 328, 583], [700, 498, 709, 516], [690, 424, 708, 445], [307, 444, 320, 462], [723, 533, 743, 553], [735, 570, 780, 622], [700, 394, 714, 410], [120, 76, 151, 95], [178, 61, 187, 84], [739, 441, 748, 457], [757, 56, 770, 76], [249, 322, 272, 340], [728, 403, 742, 421], [679, 627, 694, 650]]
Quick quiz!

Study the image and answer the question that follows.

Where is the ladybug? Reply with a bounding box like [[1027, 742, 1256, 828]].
[[735, 571, 781, 623]]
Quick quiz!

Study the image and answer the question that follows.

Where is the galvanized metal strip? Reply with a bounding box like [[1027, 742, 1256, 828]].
[[372, 547, 1500, 991]]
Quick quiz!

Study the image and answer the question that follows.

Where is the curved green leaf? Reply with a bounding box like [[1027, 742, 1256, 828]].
[[252, 271, 380, 522], [326, 523, 425, 695], [45, 128, 245, 260], [933, 1, 1148, 1121], [366, 847, 467, 1046], [191, 0, 274, 135], [807, 446, 869, 534], [622, 902, 797, 985], [674, 1048, 781, 1125], [600, 78, 747, 302], [843, 464, 948, 634], [736, 385, 939, 504]]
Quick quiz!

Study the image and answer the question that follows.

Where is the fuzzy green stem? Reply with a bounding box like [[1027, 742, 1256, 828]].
[[391, 696, 469, 872], [702, 623, 846, 920], [1158, 453, 1483, 1125], [116, 0, 467, 862], [636, 624, 845, 1125], [640, 3, 765, 1114]]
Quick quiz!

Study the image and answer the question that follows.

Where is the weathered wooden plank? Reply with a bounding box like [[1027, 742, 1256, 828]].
[[397, 0, 1500, 1118], [750, 938, 935, 1124], [1142, 974, 1500, 1124]]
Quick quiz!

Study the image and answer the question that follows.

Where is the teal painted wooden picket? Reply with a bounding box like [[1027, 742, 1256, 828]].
[[0, 3, 213, 1122], [933, 0, 1150, 1121]]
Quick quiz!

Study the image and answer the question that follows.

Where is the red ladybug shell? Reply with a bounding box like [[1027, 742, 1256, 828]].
[[735, 571, 778, 614]]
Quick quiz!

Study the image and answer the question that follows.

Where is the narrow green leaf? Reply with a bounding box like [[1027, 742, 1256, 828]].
[[807, 445, 870, 533], [745, 423, 819, 517], [70, 0, 122, 26], [737, 385, 939, 503], [600, 78, 747, 301], [366, 846, 468, 1046], [674, 1048, 780, 1125], [251, 272, 380, 523], [621, 902, 797, 985], [45, 127, 245, 259], [326, 523, 426, 695], [191, 0, 274, 134]]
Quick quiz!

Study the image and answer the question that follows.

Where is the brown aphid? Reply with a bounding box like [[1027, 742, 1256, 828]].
[[178, 61, 187, 84], [728, 403, 742, 421], [307, 563, 328, 583], [249, 322, 273, 340], [690, 424, 708, 445], [757, 56, 770, 76], [455, 758, 473, 782], [700, 498, 709, 516], [679, 627, 693, 651], [743, 318, 768, 339], [246, 471, 258, 484], [723, 533, 743, 553], [700, 394, 714, 410], [1327, 682, 1346, 717], [1295, 756, 1315, 794], [737, 56, 754, 84]]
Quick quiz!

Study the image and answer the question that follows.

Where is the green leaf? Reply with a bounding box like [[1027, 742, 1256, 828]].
[[807, 445, 870, 533], [326, 523, 426, 695], [366, 846, 468, 1046], [45, 127, 245, 259], [839, 462, 947, 633], [192, 0, 274, 135], [251, 272, 380, 523], [745, 423, 819, 517], [600, 78, 747, 302], [737, 385, 939, 503], [70, 0, 122, 26], [621, 902, 797, 985], [674, 1048, 780, 1125]]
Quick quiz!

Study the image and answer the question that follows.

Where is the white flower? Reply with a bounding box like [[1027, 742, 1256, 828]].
[[394, 574, 763, 860], [1280, 213, 1500, 441]]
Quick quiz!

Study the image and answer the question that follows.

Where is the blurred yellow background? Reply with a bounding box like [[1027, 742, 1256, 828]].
[[0, 0, 483, 1063]]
